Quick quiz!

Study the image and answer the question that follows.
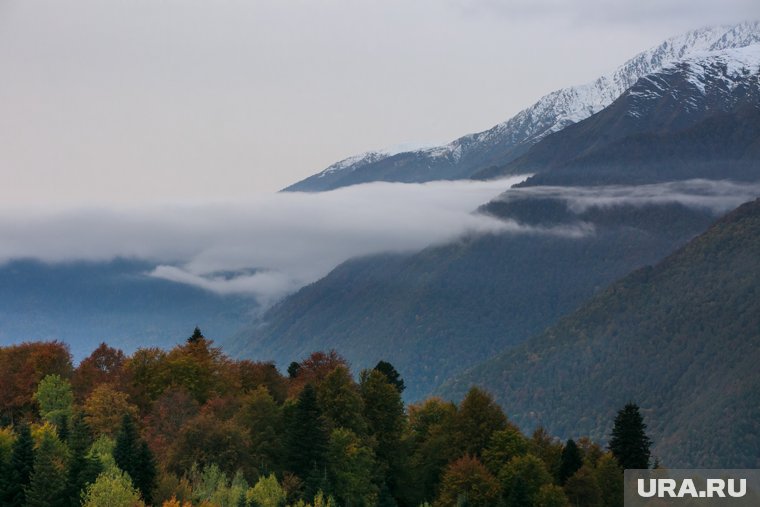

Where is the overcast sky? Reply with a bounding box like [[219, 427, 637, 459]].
[[1, 0, 758, 204]]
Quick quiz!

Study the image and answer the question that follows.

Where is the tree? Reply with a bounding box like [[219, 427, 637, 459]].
[[498, 454, 552, 505], [287, 362, 300, 379], [81, 469, 145, 507], [482, 426, 529, 475], [326, 428, 378, 506], [558, 439, 583, 485], [454, 387, 507, 457], [435, 455, 500, 507], [113, 414, 156, 504], [563, 465, 602, 507], [247, 474, 287, 507], [360, 369, 405, 500], [66, 413, 103, 507], [594, 453, 623, 507], [284, 384, 329, 498], [188, 327, 205, 343], [34, 374, 74, 429], [234, 386, 284, 476], [5, 423, 34, 506], [608, 403, 652, 470], [373, 361, 405, 394], [317, 366, 367, 436], [71, 343, 126, 401], [535, 484, 570, 507], [83, 384, 139, 437], [25, 431, 67, 507]]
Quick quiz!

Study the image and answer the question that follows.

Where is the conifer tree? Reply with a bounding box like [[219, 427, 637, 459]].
[[66, 413, 102, 507], [25, 433, 66, 507], [608, 403, 652, 470], [5, 423, 34, 507], [113, 414, 156, 504], [373, 361, 405, 394], [284, 384, 328, 499], [558, 439, 583, 485], [188, 327, 204, 344]]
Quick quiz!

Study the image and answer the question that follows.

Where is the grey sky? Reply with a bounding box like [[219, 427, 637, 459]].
[[1, 0, 758, 204]]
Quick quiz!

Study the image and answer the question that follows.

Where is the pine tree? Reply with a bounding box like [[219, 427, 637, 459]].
[[113, 414, 156, 504], [5, 423, 34, 507], [373, 361, 405, 394], [188, 327, 204, 344], [284, 384, 328, 498], [608, 403, 652, 470], [25, 433, 67, 507], [558, 439, 583, 485], [66, 414, 102, 507]]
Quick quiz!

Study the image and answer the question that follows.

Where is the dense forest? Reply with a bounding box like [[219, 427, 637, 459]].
[[0, 334, 645, 507], [442, 198, 760, 468]]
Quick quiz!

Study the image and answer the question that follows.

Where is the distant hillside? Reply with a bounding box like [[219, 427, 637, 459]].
[[286, 23, 760, 192], [0, 259, 257, 360], [226, 199, 721, 401], [476, 45, 760, 184], [440, 198, 760, 468]]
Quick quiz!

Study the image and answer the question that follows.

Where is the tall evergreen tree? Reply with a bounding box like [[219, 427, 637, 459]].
[[609, 403, 652, 470], [188, 327, 204, 344], [113, 414, 156, 504], [373, 361, 405, 394], [5, 423, 34, 507], [558, 439, 583, 485], [284, 384, 328, 499], [25, 433, 67, 507], [66, 414, 102, 507]]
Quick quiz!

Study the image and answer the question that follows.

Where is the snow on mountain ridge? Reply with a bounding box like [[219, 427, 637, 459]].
[[298, 22, 760, 187]]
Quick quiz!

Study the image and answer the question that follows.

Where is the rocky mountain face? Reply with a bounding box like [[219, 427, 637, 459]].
[[285, 22, 760, 192], [476, 44, 760, 184]]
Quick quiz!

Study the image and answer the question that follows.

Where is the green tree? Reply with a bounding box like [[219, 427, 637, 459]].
[[535, 484, 570, 507], [113, 414, 156, 504], [454, 387, 507, 457], [81, 469, 145, 507], [482, 426, 529, 475], [360, 369, 405, 501], [247, 473, 287, 507], [594, 453, 623, 507], [563, 466, 601, 507], [34, 374, 74, 432], [608, 403, 652, 470], [66, 413, 103, 507], [498, 454, 552, 506], [373, 361, 405, 394], [558, 439, 583, 485], [326, 428, 378, 506], [5, 423, 34, 507], [284, 384, 329, 498], [25, 432, 67, 507], [317, 366, 367, 436]]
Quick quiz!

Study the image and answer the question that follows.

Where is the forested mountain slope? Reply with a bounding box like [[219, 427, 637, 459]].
[[440, 198, 760, 468]]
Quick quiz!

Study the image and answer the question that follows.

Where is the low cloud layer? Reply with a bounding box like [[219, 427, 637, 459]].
[[495, 180, 760, 215], [0, 178, 525, 303], [1, 177, 757, 304]]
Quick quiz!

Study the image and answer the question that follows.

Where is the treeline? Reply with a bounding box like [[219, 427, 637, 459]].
[[0, 330, 647, 507]]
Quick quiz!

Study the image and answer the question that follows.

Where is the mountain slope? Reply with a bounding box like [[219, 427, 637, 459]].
[[439, 198, 760, 468], [475, 45, 760, 184], [227, 195, 728, 401], [285, 22, 760, 192], [0, 259, 257, 360]]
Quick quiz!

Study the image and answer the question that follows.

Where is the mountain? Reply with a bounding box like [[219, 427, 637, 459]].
[[475, 45, 760, 184], [226, 194, 729, 401], [285, 22, 760, 192], [439, 198, 760, 468], [0, 259, 257, 360]]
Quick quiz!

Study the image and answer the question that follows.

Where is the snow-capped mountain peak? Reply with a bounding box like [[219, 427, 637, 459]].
[[286, 22, 760, 192]]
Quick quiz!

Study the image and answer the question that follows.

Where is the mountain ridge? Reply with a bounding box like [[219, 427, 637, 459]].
[[285, 22, 760, 192]]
